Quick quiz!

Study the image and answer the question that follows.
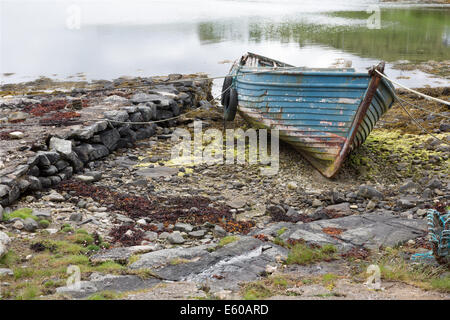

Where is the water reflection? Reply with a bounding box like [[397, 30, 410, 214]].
[[197, 8, 450, 62]]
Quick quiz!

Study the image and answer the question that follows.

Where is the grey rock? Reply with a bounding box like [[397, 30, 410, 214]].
[[73, 144, 94, 163], [63, 152, 84, 172], [0, 243, 7, 258], [131, 93, 162, 104], [114, 214, 135, 225], [77, 200, 87, 208], [189, 230, 206, 238], [23, 218, 38, 232], [256, 210, 427, 251], [324, 202, 353, 216], [167, 231, 185, 244], [32, 210, 51, 220], [158, 232, 170, 240], [90, 245, 161, 264], [89, 144, 109, 160], [28, 176, 42, 191], [399, 180, 420, 193], [357, 185, 383, 200], [422, 188, 433, 199], [130, 237, 287, 291], [38, 177, 52, 188], [55, 160, 70, 171], [103, 110, 129, 123], [135, 166, 178, 178], [99, 129, 120, 151], [17, 179, 30, 192], [56, 274, 160, 299], [129, 245, 210, 269], [426, 178, 443, 190], [213, 225, 227, 238], [174, 223, 194, 233], [266, 205, 285, 216], [70, 212, 83, 222], [135, 126, 156, 140], [75, 175, 95, 183], [143, 231, 158, 241], [41, 165, 58, 176], [0, 231, 10, 246], [0, 185, 10, 198], [286, 207, 299, 217], [0, 268, 13, 276], [49, 137, 72, 156], [43, 192, 65, 202], [137, 105, 153, 121], [39, 151, 60, 164], [439, 123, 450, 132], [396, 198, 417, 209]]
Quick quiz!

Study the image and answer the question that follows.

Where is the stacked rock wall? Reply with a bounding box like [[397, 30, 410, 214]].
[[0, 77, 212, 208]]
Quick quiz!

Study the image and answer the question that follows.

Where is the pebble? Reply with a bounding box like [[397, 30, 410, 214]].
[[174, 222, 194, 233], [287, 181, 298, 190], [213, 225, 227, 238], [23, 218, 38, 232], [0, 268, 13, 276], [43, 192, 65, 202], [167, 231, 185, 244], [143, 231, 158, 241], [13, 220, 24, 230], [70, 212, 83, 222], [136, 219, 147, 226], [312, 199, 322, 207], [189, 230, 206, 238], [159, 232, 170, 240], [366, 200, 377, 211], [8, 131, 24, 139]]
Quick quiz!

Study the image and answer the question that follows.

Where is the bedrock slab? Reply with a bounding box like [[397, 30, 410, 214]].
[[129, 237, 288, 292], [251, 210, 427, 250]]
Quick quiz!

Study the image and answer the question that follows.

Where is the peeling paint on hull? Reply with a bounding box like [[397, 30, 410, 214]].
[[230, 53, 395, 178]]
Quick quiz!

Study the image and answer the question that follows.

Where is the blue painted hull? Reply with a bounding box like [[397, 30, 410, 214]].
[[229, 55, 395, 177]]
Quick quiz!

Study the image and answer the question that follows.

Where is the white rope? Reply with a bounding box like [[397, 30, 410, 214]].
[[375, 69, 450, 106]]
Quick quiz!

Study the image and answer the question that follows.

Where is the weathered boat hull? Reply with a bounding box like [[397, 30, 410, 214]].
[[229, 53, 395, 178]]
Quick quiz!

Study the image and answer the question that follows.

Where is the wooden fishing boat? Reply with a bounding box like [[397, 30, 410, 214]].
[[221, 52, 396, 178]]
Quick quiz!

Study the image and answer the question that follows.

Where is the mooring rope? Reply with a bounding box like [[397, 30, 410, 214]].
[[396, 98, 450, 145], [395, 95, 450, 119], [375, 69, 450, 106]]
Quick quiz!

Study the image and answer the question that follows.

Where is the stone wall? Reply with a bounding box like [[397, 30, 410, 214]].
[[0, 76, 212, 210]]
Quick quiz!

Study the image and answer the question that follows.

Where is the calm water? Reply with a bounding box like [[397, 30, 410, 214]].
[[1, 0, 449, 88]]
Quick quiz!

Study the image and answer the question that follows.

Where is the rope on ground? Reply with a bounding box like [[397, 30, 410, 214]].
[[375, 69, 450, 106], [397, 98, 450, 145], [395, 95, 450, 119]]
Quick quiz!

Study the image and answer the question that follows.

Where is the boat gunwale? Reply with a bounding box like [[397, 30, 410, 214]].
[[237, 67, 369, 78]]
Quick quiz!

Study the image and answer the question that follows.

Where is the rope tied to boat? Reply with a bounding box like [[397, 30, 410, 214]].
[[373, 70, 450, 145], [375, 69, 450, 106]]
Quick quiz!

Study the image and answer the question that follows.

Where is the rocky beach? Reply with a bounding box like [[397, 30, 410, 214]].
[[0, 66, 448, 300]]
